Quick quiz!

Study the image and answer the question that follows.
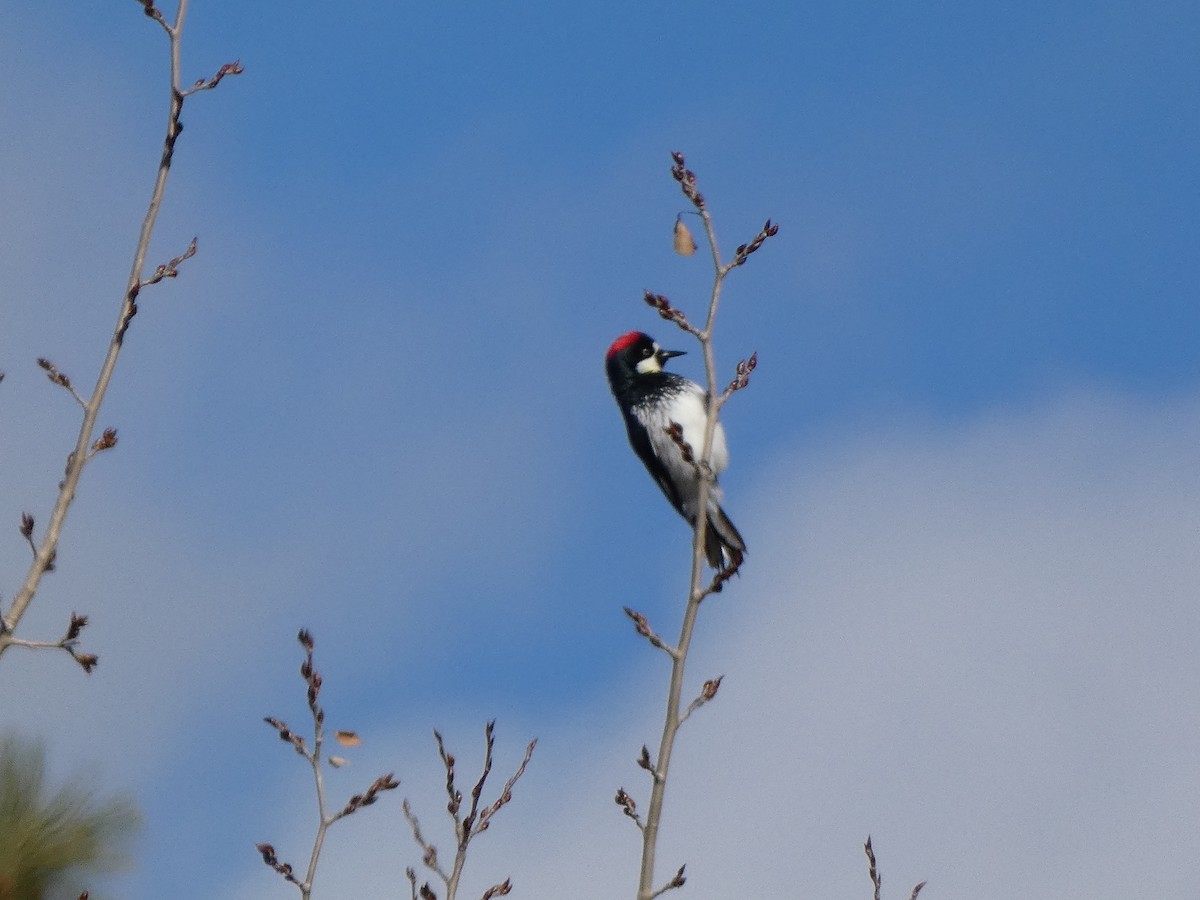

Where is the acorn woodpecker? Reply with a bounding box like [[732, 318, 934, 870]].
[[605, 331, 746, 570]]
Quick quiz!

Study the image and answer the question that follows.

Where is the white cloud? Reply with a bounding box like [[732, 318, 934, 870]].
[[218, 387, 1200, 900]]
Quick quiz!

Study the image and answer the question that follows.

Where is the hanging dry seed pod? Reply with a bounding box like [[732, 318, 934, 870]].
[[673, 215, 698, 255]]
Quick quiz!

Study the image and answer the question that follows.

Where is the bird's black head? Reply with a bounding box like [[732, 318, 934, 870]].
[[605, 331, 686, 389]]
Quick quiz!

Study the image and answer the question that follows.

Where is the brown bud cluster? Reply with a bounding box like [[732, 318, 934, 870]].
[[263, 716, 307, 755], [482, 879, 513, 899], [643, 290, 690, 328], [37, 358, 72, 390], [192, 61, 245, 92], [20, 512, 34, 540], [701, 675, 724, 701], [727, 352, 758, 393], [433, 730, 463, 818], [733, 219, 780, 267], [66, 613, 88, 641], [477, 734, 537, 835], [671, 151, 705, 211], [667, 865, 687, 889], [92, 428, 119, 453], [339, 772, 400, 818], [615, 787, 638, 818], [637, 745, 653, 771], [623, 606, 651, 637], [297, 630, 323, 717], [140, 238, 199, 287], [623, 606, 671, 652], [255, 843, 300, 885]]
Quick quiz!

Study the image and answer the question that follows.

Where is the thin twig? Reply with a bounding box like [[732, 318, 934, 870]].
[[865, 835, 882, 900], [864, 836, 926, 900], [623, 606, 678, 657], [2, 612, 97, 673], [0, 0, 241, 662]]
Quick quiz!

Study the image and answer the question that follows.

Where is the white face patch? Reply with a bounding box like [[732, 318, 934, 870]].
[[635, 343, 663, 374]]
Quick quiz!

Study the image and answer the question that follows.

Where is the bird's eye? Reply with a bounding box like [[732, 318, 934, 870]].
[[642, 347, 653, 357]]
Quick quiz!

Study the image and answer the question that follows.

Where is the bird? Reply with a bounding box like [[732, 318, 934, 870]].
[[605, 330, 746, 570]]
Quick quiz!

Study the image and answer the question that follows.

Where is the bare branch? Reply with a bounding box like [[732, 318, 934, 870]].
[[407, 725, 536, 900], [461, 722, 496, 842], [0, 0, 240, 664], [477, 736, 537, 833], [404, 798, 449, 884], [259, 631, 395, 899]]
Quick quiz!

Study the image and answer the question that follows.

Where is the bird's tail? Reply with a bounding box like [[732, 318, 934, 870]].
[[704, 502, 746, 572]]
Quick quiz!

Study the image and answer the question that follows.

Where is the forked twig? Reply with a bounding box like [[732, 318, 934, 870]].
[[405, 722, 536, 900]]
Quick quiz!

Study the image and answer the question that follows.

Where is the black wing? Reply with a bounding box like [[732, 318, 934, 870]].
[[622, 409, 688, 520]]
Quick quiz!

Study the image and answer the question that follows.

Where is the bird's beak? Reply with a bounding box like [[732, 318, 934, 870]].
[[659, 348, 686, 360]]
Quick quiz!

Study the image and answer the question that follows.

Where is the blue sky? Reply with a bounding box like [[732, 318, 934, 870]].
[[1, 1, 1198, 898]]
